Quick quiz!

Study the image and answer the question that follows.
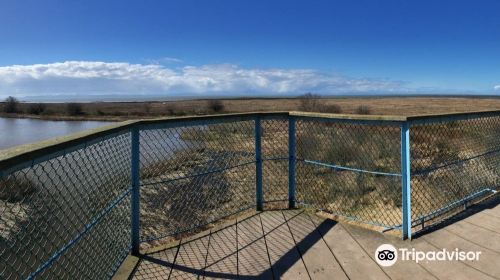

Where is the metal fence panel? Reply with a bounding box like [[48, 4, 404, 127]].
[[0, 132, 132, 279], [138, 119, 256, 243], [1, 111, 499, 279], [261, 118, 289, 207], [410, 114, 500, 230], [294, 118, 403, 229]]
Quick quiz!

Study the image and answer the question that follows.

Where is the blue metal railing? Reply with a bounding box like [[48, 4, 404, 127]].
[[0, 110, 498, 279]]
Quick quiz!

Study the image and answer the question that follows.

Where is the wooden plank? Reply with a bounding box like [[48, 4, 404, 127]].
[[310, 215, 390, 280], [169, 235, 210, 279], [112, 255, 140, 280], [283, 211, 348, 280], [342, 224, 436, 280], [410, 240, 495, 280], [203, 224, 238, 279], [237, 213, 273, 279], [424, 229, 500, 279], [483, 203, 500, 218], [483, 208, 500, 219], [463, 212, 500, 234], [289, 111, 407, 122], [446, 221, 500, 253], [132, 247, 178, 280], [259, 211, 309, 279]]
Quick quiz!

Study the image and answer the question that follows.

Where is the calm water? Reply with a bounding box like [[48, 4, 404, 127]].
[[0, 117, 112, 150]]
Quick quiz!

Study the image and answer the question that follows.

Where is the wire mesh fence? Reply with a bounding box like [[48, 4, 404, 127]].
[[294, 117, 403, 229], [0, 111, 498, 279], [410, 114, 500, 231], [138, 118, 258, 243], [0, 131, 132, 280]]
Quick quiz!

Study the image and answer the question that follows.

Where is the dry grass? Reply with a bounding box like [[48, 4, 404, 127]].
[[0, 96, 499, 121]]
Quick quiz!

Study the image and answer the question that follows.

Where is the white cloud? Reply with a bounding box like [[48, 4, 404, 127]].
[[0, 61, 407, 99], [494, 85, 500, 91]]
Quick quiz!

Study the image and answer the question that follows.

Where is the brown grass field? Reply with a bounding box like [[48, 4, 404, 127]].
[[1, 96, 499, 121]]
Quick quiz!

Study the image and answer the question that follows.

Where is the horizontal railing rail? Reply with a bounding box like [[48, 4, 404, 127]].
[[1, 109, 499, 279]]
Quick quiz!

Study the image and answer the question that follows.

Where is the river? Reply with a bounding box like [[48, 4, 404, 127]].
[[0, 117, 112, 150]]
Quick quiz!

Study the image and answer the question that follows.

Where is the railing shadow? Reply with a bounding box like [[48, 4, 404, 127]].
[[412, 193, 499, 239], [129, 210, 337, 279]]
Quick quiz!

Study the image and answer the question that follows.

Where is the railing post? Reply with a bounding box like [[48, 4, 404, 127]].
[[255, 117, 263, 211], [288, 117, 296, 209], [401, 121, 412, 240], [131, 126, 141, 255]]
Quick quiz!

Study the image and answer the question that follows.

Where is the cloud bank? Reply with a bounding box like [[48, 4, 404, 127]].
[[0, 61, 407, 99], [494, 85, 500, 91]]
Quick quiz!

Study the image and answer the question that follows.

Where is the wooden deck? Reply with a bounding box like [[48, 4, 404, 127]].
[[117, 196, 500, 280]]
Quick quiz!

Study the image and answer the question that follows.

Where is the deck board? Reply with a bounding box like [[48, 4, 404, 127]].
[[342, 223, 436, 280], [203, 225, 238, 280], [260, 211, 309, 279], [127, 198, 500, 280], [283, 211, 349, 280], [237, 214, 273, 279], [313, 219, 390, 280]]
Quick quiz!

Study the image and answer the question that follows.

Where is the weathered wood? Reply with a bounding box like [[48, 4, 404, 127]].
[[126, 203, 500, 280], [312, 216, 390, 280], [132, 247, 178, 279], [203, 225, 238, 279], [169, 235, 210, 279], [342, 223, 436, 280], [112, 255, 140, 280], [446, 221, 500, 253], [237, 213, 273, 279], [260, 211, 309, 279], [424, 229, 500, 279], [283, 211, 349, 280], [410, 240, 495, 280]]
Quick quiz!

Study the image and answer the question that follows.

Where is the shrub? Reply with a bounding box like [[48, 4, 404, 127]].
[[208, 100, 225, 113], [0, 176, 37, 203], [66, 103, 83, 116], [355, 105, 371, 115], [3, 96, 19, 113], [320, 104, 342, 114], [143, 103, 152, 114], [298, 93, 322, 112], [27, 103, 46, 115]]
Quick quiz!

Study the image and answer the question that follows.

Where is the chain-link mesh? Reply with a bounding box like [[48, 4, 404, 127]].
[[0, 132, 132, 280], [2, 112, 498, 279], [295, 118, 403, 228], [261, 118, 289, 207], [138, 119, 257, 243], [410, 115, 500, 230]]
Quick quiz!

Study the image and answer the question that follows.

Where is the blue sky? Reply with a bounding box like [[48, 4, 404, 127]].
[[1, 0, 499, 100]]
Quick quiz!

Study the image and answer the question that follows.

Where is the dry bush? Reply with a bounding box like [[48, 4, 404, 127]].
[[0, 176, 37, 203], [66, 103, 84, 116], [208, 100, 225, 113], [27, 103, 46, 115], [355, 105, 371, 115]]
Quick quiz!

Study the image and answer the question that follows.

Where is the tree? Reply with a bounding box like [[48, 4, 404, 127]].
[[3, 96, 19, 113]]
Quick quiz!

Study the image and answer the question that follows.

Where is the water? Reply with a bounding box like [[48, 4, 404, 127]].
[[0, 117, 112, 150]]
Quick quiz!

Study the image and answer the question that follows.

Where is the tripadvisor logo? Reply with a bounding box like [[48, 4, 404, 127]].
[[375, 244, 398, 267], [375, 244, 482, 267]]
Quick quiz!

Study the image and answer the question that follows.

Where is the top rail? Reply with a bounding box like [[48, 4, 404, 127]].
[[1, 109, 499, 172]]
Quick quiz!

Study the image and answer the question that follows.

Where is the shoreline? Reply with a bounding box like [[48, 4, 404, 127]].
[[1, 97, 500, 122], [0, 113, 132, 122]]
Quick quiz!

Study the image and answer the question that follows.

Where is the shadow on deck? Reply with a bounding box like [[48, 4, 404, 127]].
[[118, 196, 500, 280]]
